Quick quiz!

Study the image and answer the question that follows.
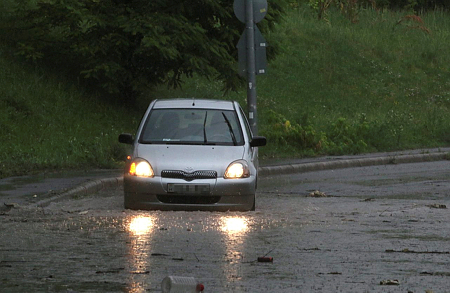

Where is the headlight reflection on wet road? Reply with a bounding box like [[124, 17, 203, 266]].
[[128, 215, 154, 236], [219, 215, 251, 282], [125, 214, 253, 292], [220, 216, 249, 235], [126, 215, 156, 293]]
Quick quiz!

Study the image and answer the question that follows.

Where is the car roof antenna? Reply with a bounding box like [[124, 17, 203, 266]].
[[192, 97, 195, 107]]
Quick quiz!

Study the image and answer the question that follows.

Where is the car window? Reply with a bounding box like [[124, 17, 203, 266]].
[[139, 109, 244, 145]]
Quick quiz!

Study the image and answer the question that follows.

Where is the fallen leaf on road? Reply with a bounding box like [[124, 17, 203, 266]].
[[307, 190, 327, 197], [380, 279, 400, 285], [427, 204, 447, 209], [151, 253, 169, 257], [363, 198, 375, 202], [4, 203, 19, 209]]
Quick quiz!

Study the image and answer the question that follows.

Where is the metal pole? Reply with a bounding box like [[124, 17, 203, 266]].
[[245, 0, 258, 135]]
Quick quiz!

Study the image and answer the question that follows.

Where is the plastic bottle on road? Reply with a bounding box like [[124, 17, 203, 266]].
[[161, 276, 204, 293]]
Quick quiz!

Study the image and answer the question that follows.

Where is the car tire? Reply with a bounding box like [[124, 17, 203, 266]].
[[250, 194, 256, 211]]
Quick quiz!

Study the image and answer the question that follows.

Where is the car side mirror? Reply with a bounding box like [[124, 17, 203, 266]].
[[119, 133, 134, 145], [250, 136, 267, 147]]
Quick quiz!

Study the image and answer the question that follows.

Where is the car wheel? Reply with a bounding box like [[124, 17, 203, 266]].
[[250, 194, 256, 211]]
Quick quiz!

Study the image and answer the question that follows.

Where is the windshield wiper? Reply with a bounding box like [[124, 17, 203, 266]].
[[222, 112, 237, 146]]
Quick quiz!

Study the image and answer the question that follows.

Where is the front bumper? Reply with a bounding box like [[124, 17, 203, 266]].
[[123, 174, 256, 211]]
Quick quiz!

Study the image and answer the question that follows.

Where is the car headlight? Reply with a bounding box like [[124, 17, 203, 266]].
[[129, 159, 154, 177], [224, 160, 250, 179]]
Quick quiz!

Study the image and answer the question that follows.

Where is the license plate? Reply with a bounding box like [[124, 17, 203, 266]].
[[167, 184, 210, 195]]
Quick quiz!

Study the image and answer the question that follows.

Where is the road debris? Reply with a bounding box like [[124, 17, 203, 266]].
[[362, 198, 375, 202], [420, 271, 450, 276], [380, 279, 400, 285], [4, 202, 19, 209], [427, 204, 447, 209], [307, 190, 327, 197], [257, 256, 273, 262], [386, 248, 450, 254]]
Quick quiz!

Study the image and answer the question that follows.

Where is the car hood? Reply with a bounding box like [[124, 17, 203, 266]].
[[135, 144, 246, 175]]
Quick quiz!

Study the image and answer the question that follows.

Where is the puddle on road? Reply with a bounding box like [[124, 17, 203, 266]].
[[4, 188, 449, 292], [8, 210, 289, 292], [119, 212, 275, 292]]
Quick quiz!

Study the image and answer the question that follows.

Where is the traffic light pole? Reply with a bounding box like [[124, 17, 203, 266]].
[[245, 0, 258, 135]]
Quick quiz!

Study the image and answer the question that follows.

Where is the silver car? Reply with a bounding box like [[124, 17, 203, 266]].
[[119, 99, 266, 211]]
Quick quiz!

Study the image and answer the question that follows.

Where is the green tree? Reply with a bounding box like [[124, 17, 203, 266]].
[[4, 0, 287, 102]]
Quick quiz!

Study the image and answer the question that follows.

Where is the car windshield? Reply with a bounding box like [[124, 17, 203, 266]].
[[139, 109, 244, 145]]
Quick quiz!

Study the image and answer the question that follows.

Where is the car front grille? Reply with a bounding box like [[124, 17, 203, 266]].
[[161, 170, 217, 181]]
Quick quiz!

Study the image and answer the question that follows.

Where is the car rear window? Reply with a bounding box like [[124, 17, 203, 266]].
[[139, 109, 244, 146]]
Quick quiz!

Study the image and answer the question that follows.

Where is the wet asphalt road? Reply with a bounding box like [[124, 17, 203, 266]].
[[1, 161, 450, 292]]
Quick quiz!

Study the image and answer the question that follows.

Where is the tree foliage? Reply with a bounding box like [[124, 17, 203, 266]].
[[4, 0, 288, 101]]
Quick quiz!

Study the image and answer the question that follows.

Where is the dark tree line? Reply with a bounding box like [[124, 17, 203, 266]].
[[3, 0, 288, 102], [3, 0, 446, 103]]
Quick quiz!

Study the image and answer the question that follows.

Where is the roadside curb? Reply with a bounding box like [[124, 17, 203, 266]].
[[33, 151, 449, 207], [35, 177, 123, 208], [258, 152, 449, 176]]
